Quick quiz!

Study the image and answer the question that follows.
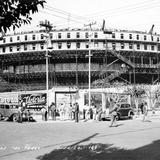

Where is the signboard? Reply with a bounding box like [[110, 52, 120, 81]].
[[20, 93, 46, 109], [106, 93, 130, 104], [84, 92, 102, 106], [0, 94, 18, 105], [56, 92, 76, 109]]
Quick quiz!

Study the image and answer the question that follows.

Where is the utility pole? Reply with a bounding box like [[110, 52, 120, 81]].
[[84, 22, 96, 109], [39, 20, 53, 115]]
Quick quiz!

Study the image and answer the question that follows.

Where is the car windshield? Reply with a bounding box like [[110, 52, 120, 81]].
[[120, 104, 130, 108]]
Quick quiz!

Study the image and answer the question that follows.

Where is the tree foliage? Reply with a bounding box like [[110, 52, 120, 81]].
[[0, 0, 46, 32]]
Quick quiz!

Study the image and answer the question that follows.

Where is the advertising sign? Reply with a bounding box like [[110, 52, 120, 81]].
[[84, 92, 102, 106], [0, 94, 18, 105], [20, 93, 46, 109]]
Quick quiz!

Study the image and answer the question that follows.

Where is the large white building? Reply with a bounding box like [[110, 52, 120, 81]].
[[0, 27, 159, 92]]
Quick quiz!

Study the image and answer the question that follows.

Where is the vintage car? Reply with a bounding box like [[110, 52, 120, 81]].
[[101, 103, 135, 120], [0, 104, 20, 122], [0, 104, 33, 122]]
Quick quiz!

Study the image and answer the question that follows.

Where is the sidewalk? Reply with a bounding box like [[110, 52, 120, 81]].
[[133, 111, 160, 122]]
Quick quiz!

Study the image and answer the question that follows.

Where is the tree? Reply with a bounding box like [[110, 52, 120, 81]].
[[0, 0, 46, 32]]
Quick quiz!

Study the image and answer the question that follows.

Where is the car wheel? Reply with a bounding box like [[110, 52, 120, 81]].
[[12, 114, 19, 122], [0, 113, 2, 121], [116, 114, 120, 120], [129, 112, 134, 119]]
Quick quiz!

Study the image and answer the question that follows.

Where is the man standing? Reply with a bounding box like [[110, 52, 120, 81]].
[[18, 105, 23, 123], [75, 102, 79, 123], [50, 102, 56, 121]]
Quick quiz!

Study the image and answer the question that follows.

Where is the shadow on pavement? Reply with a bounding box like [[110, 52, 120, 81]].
[[37, 139, 160, 160]]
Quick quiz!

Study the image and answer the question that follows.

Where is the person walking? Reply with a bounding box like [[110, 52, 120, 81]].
[[142, 102, 151, 122], [109, 102, 119, 127]]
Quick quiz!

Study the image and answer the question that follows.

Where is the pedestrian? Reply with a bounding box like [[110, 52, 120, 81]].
[[93, 105, 97, 120], [75, 102, 79, 123], [109, 102, 119, 127], [18, 105, 23, 123], [41, 107, 46, 121], [50, 102, 56, 121], [142, 102, 151, 122], [44, 108, 48, 121]]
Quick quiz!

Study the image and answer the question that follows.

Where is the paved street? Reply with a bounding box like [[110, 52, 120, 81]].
[[0, 115, 160, 160]]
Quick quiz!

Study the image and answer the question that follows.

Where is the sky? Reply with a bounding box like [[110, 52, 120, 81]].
[[11, 0, 160, 33]]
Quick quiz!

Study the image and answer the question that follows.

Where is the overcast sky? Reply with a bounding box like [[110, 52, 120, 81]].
[[12, 0, 160, 33]]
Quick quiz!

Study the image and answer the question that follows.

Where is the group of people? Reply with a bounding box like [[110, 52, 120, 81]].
[[40, 100, 151, 126], [41, 102, 80, 122], [17, 100, 31, 123]]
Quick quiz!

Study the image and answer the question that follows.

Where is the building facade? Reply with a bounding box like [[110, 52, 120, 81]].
[[0, 28, 160, 92]]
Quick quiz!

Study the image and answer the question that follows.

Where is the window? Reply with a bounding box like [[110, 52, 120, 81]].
[[86, 42, 89, 48], [76, 42, 80, 48], [120, 33, 124, 39], [41, 34, 44, 39], [50, 33, 53, 39], [17, 45, 20, 51], [112, 43, 116, 50], [58, 33, 61, 39], [121, 43, 124, 49], [144, 35, 147, 40], [32, 35, 35, 40], [3, 38, 6, 43], [67, 33, 70, 38], [2, 47, 5, 53], [137, 44, 140, 50], [67, 42, 71, 48], [112, 33, 115, 38], [3, 38, 5, 43], [10, 37, 12, 42], [58, 42, 62, 49], [158, 44, 160, 51], [85, 32, 89, 38], [10, 46, 13, 52], [17, 36, 20, 41], [151, 45, 154, 50], [76, 32, 80, 38], [25, 35, 27, 41], [94, 41, 98, 47], [136, 35, 139, 40], [24, 45, 27, 51], [32, 44, 36, 50], [129, 43, 133, 49], [94, 32, 98, 38], [40, 44, 44, 50], [129, 34, 132, 39], [151, 36, 153, 41], [103, 41, 106, 47], [144, 44, 147, 50]]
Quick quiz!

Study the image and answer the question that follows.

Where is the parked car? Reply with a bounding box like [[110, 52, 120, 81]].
[[116, 103, 134, 120], [0, 104, 33, 122], [101, 103, 134, 121], [0, 104, 20, 122]]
